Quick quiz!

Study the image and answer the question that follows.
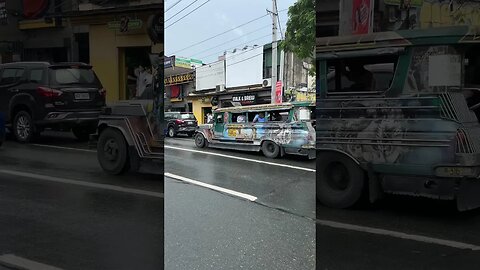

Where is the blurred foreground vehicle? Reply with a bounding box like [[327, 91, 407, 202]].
[[316, 26, 480, 211]]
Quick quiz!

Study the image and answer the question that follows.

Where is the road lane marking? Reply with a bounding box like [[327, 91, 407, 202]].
[[0, 170, 163, 199], [316, 218, 480, 251], [31, 144, 95, 153], [30, 143, 315, 173], [165, 172, 257, 201], [0, 254, 63, 270], [165, 145, 316, 172]]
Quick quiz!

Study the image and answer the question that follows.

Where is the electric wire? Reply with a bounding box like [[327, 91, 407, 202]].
[[166, 0, 211, 29], [171, 8, 287, 55], [166, 0, 183, 12], [166, 0, 201, 22]]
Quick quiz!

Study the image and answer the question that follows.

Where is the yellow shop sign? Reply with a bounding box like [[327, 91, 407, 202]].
[[165, 73, 194, 86]]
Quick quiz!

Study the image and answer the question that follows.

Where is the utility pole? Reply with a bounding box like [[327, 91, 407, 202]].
[[270, 0, 278, 104]]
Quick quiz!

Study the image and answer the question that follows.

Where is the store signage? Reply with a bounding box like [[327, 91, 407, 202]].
[[108, 17, 142, 31], [23, 0, 49, 19], [147, 12, 162, 43], [175, 57, 203, 69], [0, 0, 7, 25], [275, 81, 283, 104], [164, 56, 175, 69], [232, 94, 257, 105], [165, 73, 194, 86]]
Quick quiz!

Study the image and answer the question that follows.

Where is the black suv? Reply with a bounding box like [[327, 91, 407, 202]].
[[0, 62, 105, 142], [165, 112, 197, 137]]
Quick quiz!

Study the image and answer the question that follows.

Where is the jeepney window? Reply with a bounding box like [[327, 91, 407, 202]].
[[293, 107, 311, 121], [216, 114, 223, 123], [232, 113, 247, 123], [248, 112, 268, 123], [327, 55, 397, 93], [268, 110, 289, 122]]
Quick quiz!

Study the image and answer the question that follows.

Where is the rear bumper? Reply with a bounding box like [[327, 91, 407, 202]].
[[284, 146, 316, 159], [177, 126, 197, 133], [36, 111, 101, 127]]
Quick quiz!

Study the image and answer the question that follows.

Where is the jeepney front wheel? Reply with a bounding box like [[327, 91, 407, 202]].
[[97, 128, 130, 175], [195, 133, 207, 148], [317, 152, 365, 209], [262, 140, 280, 158]]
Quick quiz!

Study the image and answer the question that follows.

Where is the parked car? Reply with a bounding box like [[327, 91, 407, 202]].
[[165, 112, 198, 137], [0, 62, 105, 142], [0, 112, 5, 147]]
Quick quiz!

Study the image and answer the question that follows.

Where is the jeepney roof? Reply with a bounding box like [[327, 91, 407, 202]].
[[316, 26, 480, 56], [214, 101, 314, 113]]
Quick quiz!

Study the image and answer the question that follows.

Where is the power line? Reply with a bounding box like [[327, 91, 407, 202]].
[[166, 0, 200, 22], [171, 9, 287, 55], [166, 0, 211, 29], [166, 0, 183, 12], [226, 51, 264, 67], [190, 24, 271, 57], [199, 33, 273, 61]]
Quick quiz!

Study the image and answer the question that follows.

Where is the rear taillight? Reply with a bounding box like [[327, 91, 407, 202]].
[[175, 119, 184, 124], [37, 87, 62, 97], [99, 88, 106, 97]]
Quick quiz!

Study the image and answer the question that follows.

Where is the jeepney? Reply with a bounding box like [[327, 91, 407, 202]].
[[195, 102, 315, 159], [316, 26, 480, 211]]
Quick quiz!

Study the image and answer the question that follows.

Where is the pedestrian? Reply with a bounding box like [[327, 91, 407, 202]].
[[253, 112, 266, 123], [206, 113, 213, 124]]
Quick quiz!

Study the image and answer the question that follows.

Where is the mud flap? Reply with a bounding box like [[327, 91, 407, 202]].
[[367, 163, 384, 203], [457, 179, 480, 211], [129, 146, 141, 172]]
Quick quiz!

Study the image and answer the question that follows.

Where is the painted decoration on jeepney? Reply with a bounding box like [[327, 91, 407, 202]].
[[384, 0, 480, 31], [405, 45, 461, 94]]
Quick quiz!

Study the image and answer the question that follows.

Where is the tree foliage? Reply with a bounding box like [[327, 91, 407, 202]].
[[281, 0, 315, 64]]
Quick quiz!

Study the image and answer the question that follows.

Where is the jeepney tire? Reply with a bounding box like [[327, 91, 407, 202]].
[[195, 133, 207, 148], [262, 140, 280, 158], [13, 111, 36, 143], [97, 128, 130, 175], [316, 152, 365, 209], [168, 126, 176, 138]]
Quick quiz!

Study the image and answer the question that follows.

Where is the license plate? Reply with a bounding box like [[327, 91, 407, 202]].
[[74, 93, 90, 100]]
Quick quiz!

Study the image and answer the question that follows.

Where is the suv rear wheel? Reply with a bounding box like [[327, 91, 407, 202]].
[[13, 111, 35, 143], [168, 126, 176, 138]]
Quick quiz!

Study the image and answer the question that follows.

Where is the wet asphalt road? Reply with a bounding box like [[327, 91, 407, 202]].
[[0, 132, 163, 270], [316, 195, 480, 269], [164, 137, 316, 269]]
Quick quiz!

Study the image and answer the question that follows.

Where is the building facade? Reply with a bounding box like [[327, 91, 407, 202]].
[[66, 0, 163, 103], [189, 42, 313, 124]]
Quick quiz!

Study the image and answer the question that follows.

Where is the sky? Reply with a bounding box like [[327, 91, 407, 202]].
[[165, 0, 297, 64]]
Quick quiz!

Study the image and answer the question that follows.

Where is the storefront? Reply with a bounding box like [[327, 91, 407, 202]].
[[67, 4, 163, 103], [165, 71, 194, 112], [189, 87, 271, 124]]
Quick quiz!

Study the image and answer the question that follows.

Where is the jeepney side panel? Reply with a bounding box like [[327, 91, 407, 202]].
[[316, 46, 464, 176], [254, 109, 315, 150]]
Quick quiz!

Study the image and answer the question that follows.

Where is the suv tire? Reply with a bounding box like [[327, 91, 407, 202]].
[[13, 111, 35, 143], [168, 126, 176, 138], [97, 128, 130, 175]]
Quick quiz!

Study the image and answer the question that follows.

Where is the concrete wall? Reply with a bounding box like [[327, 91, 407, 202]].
[[89, 22, 162, 103]]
